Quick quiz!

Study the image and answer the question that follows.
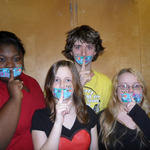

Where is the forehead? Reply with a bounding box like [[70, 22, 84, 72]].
[[56, 66, 72, 78], [74, 40, 92, 45], [0, 44, 19, 56], [118, 72, 138, 84]]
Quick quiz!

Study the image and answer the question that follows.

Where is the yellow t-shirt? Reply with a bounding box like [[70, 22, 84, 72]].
[[83, 70, 112, 113]]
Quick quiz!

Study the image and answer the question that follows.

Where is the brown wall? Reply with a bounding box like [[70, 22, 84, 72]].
[[76, 0, 150, 92], [0, 0, 150, 92]]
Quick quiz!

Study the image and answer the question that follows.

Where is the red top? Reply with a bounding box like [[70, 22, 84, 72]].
[[59, 130, 91, 150], [0, 73, 46, 150]]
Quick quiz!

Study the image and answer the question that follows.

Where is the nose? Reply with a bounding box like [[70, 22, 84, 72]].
[[128, 86, 134, 93], [6, 59, 15, 68], [60, 81, 65, 89], [81, 46, 86, 56]]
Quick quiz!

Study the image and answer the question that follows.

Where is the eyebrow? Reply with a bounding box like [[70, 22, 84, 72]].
[[65, 77, 72, 79], [73, 44, 81, 46], [55, 76, 72, 79], [0, 53, 21, 57], [119, 82, 140, 84]]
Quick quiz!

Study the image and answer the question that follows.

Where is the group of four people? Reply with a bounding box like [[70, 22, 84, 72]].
[[0, 25, 150, 150]]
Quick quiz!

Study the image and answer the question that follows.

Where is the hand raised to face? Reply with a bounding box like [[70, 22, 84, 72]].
[[125, 95, 136, 113], [79, 57, 92, 86], [7, 69, 23, 102], [55, 90, 71, 126], [81, 56, 86, 72]]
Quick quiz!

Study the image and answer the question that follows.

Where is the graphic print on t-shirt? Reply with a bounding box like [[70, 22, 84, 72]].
[[83, 86, 101, 113]]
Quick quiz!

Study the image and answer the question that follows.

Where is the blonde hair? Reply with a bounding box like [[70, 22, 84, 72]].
[[99, 68, 150, 149]]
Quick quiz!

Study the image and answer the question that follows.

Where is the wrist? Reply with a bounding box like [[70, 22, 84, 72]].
[[9, 97, 22, 105], [54, 121, 63, 127]]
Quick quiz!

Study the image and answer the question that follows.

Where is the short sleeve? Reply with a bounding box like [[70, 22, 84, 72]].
[[31, 108, 53, 137], [31, 110, 43, 131]]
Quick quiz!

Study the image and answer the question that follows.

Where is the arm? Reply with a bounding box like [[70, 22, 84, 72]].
[[126, 96, 150, 139], [32, 123, 62, 150], [90, 125, 98, 150], [128, 104, 150, 139], [32, 90, 71, 150], [0, 72, 23, 150]]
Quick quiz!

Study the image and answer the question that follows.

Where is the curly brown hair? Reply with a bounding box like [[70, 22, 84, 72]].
[[62, 25, 104, 62]]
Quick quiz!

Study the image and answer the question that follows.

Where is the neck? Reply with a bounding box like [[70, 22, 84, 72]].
[[67, 100, 76, 114]]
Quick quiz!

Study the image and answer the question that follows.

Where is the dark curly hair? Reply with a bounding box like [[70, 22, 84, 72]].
[[62, 25, 105, 62]]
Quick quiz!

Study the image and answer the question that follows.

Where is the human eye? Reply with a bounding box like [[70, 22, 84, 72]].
[[120, 84, 128, 90], [54, 78, 59, 82], [0, 57, 6, 62], [13, 56, 22, 62], [73, 45, 80, 50], [87, 45, 94, 50], [133, 84, 142, 90], [66, 78, 72, 82]]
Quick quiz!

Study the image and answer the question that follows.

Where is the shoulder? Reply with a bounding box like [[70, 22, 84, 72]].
[[33, 107, 50, 117], [20, 73, 43, 92], [92, 70, 112, 83], [20, 72, 38, 83], [32, 107, 50, 125], [32, 107, 51, 127], [31, 107, 52, 136]]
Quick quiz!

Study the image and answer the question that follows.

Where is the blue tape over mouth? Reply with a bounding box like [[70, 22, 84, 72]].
[[75, 56, 92, 65], [0, 67, 22, 78], [121, 93, 142, 103], [53, 88, 72, 99]]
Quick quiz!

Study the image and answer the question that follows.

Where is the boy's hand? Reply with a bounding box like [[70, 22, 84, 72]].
[[79, 57, 92, 86]]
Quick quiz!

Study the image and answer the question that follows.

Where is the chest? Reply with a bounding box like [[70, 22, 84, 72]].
[[0, 85, 43, 133], [63, 113, 76, 130]]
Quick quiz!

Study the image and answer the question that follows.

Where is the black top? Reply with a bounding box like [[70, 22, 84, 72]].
[[31, 105, 97, 150], [97, 104, 150, 150]]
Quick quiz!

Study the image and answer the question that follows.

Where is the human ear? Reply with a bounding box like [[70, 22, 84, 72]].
[[70, 51, 73, 56], [94, 50, 96, 56]]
